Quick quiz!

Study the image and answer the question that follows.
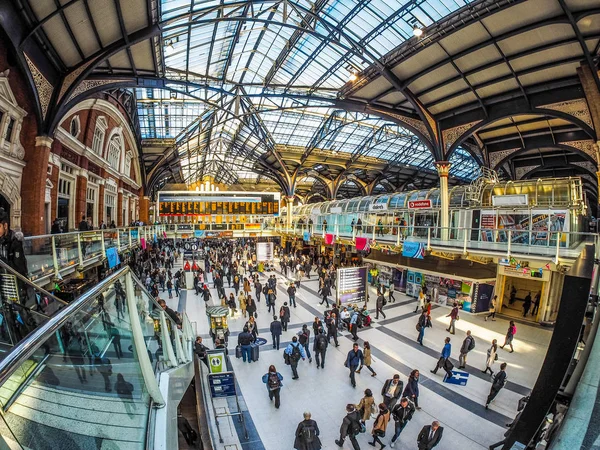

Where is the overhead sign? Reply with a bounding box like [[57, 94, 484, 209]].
[[194, 230, 205, 238], [208, 372, 237, 398], [408, 200, 431, 209], [256, 242, 274, 261], [369, 203, 387, 211], [331, 207, 343, 214], [207, 350, 226, 374], [337, 266, 367, 305], [402, 241, 425, 259]]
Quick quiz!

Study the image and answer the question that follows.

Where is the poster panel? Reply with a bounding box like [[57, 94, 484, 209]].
[[256, 242, 274, 261], [337, 267, 367, 305]]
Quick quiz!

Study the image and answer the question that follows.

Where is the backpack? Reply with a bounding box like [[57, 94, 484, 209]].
[[316, 335, 327, 350], [290, 344, 302, 362], [301, 423, 317, 443], [468, 337, 476, 352], [268, 372, 280, 390], [298, 331, 308, 345]]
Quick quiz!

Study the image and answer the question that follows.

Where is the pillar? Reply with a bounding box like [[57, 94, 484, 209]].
[[286, 195, 294, 229], [435, 161, 451, 240], [117, 189, 123, 227], [98, 182, 105, 227], [139, 196, 150, 224], [21, 136, 52, 235], [75, 173, 88, 225]]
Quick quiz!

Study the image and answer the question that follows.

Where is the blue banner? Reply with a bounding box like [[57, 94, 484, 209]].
[[402, 241, 425, 259], [130, 230, 139, 239], [303, 231, 310, 242], [106, 247, 121, 269], [194, 230, 205, 238]]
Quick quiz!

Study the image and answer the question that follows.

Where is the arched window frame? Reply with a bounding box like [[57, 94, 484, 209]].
[[91, 116, 107, 155], [106, 134, 122, 171]]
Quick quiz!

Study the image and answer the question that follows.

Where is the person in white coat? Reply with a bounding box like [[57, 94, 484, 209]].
[[415, 290, 425, 313], [482, 339, 498, 375]]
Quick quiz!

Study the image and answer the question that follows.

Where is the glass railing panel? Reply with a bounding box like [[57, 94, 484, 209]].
[[0, 271, 151, 450], [53, 232, 80, 270], [80, 230, 104, 264], [22, 235, 54, 282], [119, 230, 130, 250]]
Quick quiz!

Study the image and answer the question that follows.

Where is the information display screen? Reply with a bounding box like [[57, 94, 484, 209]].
[[256, 242, 274, 261], [158, 192, 280, 216], [337, 267, 368, 305]]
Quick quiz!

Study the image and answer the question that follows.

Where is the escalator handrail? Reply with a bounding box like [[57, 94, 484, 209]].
[[129, 270, 182, 330], [0, 259, 69, 306], [0, 265, 130, 388]]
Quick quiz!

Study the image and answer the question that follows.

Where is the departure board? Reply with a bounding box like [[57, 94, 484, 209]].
[[157, 192, 280, 216], [337, 267, 368, 305]]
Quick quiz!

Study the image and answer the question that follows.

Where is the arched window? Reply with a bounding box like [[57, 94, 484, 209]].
[[123, 151, 132, 177], [91, 116, 107, 155], [107, 135, 121, 171]]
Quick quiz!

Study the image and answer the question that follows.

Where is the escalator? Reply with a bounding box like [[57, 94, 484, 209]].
[[0, 265, 196, 450]]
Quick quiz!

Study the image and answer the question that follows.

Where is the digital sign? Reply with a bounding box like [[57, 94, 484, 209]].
[[256, 242, 274, 261], [337, 266, 368, 305], [157, 191, 280, 216]]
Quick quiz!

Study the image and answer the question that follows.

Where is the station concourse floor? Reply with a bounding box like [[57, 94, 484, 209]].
[[167, 264, 552, 450]]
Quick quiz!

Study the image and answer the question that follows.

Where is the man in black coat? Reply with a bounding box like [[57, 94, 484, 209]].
[[313, 328, 328, 369], [381, 374, 404, 408], [390, 397, 415, 447], [417, 421, 443, 449], [334, 404, 361, 449], [194, 336, 209, 367], [270, 315, 283, 350]]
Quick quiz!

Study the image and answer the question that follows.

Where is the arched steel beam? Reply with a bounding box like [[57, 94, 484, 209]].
[[491, 144, 598, 172]]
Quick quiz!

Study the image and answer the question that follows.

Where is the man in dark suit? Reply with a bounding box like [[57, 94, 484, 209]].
[[381, 374, 404, 408], [418, 421, 443, 449]]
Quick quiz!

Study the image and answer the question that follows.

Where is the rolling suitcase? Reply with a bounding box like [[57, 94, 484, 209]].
[[250, 343, 260, 362], [235, 345, 242, 359]]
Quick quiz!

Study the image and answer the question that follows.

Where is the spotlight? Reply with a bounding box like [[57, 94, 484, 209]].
[[348, 71, 358, 82], [413, 26, 423, 37]]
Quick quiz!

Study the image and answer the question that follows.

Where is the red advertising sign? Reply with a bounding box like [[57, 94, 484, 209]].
[[408, 200, 432, 209]]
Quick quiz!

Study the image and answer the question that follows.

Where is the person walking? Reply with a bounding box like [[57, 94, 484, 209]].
[[369, 403, 390, 449], [349, 311, 359, 341], [262, 364, 284, 409], [375, 292, 387, 320], [335, 404, 362, 450], [458, 330, 475, 369], [446, 302, 459, 334], [356, 341, 377, 377], [284, 336, 306, 380], [532, 291, 541, 316], [389, 397, 415, 448], [416, 311, 429, 346], [326, 313, 339, 347], [403, 370, 421, 410], [270, 316, 283, 350], [227, 293, 237, 317], [294, 411, 322, 450], [298, 325, 312, 363], [482, 339, 498, 375], [239, 290, 247, 318], [485, 295, 497, 321], [288, 283, 297, 308], [500, 321, 516, 353], [319, 282, 331, 307], [415, 290, 425, 313], [356, 388, 376, 424], [280, 302, 291, 331], [485, 362, 508, 409], [255, 280, 262, 302], [237, 326, 255, 363], [313, 327, 328, 369], [417, 421, 443, 449], [388, 283, 396, 303], [345, 343, 364, 388], [246, 295, 257, 319], [430, 337, 453, 379], [522, 292, 532, 317], [312, 317, 323, 337], [381, 374, 403, 409]]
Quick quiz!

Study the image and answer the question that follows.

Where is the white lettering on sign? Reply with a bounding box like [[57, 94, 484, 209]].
[[408, 200, 432, 209]]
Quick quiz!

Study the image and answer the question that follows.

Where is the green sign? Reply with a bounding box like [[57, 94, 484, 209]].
[[208, 351, 226, 374]]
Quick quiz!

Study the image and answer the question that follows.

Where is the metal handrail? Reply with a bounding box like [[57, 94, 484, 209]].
[[23, 225, 154, 242], [0, 259, 69, 306], [129, 271, 181, 330], [0, 265, 130, 388]]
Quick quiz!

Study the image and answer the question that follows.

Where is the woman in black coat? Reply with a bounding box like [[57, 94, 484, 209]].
[[246, 295, 257, 318], [293, 412, 322, 450]]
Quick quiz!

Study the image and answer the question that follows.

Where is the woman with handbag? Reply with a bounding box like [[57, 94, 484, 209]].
[[355, 388, 376, 424], [369, 403, 390, 449], [356, 341, 376, 377], [482, 339, 498, 375]]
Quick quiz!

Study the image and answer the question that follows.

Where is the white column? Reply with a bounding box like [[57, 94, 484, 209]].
[[286, 195, 294, 230], [436, 161, 451, 241]]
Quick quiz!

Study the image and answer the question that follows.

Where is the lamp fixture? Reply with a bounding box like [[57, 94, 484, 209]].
[[348, 71, 358, 82], [413, 25, 423, 37]]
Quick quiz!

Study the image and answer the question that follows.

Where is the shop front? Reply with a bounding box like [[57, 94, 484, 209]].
[[495, 263, 555, 323]]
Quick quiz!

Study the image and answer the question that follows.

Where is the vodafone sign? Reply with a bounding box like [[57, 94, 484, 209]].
[[408, 199, 432, 209]]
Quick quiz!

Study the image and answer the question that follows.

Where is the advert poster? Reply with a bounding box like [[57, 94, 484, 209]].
[[475, 283, 495, 313], [256, 242, 274, 261], [337, 266, 368, 305]]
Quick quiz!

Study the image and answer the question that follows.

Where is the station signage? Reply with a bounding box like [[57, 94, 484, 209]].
[[337, 266, 368, 305], [369, 204, 387, 211], [408, 200, 431, 209]]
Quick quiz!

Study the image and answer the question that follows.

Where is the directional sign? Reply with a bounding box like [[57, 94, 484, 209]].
[[443, 370, 469, 386], [208, 372, 237, 398], [207, 349, 226, 374], [408, 199, 432, 209]]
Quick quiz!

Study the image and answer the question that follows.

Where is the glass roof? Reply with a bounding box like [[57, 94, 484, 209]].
[[141, 0, 479, 187]]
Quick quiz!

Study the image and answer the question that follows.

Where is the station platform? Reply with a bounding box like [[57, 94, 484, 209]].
[[173, 264, 550, 450]]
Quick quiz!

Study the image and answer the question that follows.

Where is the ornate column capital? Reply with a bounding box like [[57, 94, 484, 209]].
[[435, 161, 452, 177], [35, 136, 54, 148]]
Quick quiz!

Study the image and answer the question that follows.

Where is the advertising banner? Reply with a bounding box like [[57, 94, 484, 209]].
[[324, 233, 336, 245], [337, 266, 367, 305], [194, 230, 205, 238], [256, 242, 274, 261], [402, 241, 425, 259], [106, 247, 121, 269], [303, 231, 311, 242], [355, 237, 369, 252]]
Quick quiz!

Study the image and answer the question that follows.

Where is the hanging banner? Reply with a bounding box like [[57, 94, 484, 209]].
[[324, 233, 336, 245], [141, 237, 146, 249], [355, 237, 369, 252], [194, 230, 205, 238], [105, 247, 121, 269], [303, 231, 311, 242], [402, 241, 425, 259]]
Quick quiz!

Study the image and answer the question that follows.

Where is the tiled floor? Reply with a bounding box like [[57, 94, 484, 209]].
[[170, 264, 552, 450]]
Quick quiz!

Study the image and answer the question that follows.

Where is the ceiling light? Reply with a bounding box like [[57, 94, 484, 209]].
[[413, 26, 423, 37], [348, 71, 358, 82]]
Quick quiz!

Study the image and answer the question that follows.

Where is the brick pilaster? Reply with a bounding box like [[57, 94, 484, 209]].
[[21, 136, 52, 235], [75, 174, 88, 226]]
